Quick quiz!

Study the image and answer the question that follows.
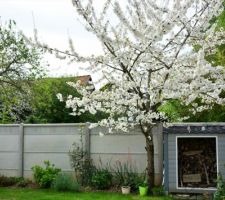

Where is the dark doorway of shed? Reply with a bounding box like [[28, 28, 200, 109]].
[[177, 137, 217, 188]]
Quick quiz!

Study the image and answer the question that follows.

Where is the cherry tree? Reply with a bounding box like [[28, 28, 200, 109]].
[[48, 0, 225, 189]]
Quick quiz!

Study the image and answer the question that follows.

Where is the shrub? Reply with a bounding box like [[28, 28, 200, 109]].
[[214, 174, 225, 200], [16, 178, 30, 188], [31, 160, 61, 188], [80, 159, 96, 186], [69, 139, 96, 186], [113, 161, 145, 191], [0, 176, 31, 187], [0, 176, 18, 187], [91, 169, 112, 190], [52, 173, 80, 192], [152, 186, 165, 196]]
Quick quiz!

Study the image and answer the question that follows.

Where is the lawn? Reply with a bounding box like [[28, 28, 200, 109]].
[[0, 188, 173, 200]]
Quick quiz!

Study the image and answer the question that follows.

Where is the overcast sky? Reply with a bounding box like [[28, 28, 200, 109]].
[[0, 0, 103, 80]]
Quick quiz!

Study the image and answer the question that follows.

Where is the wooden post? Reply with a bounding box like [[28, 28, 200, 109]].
[[18, 123, 24, 177]]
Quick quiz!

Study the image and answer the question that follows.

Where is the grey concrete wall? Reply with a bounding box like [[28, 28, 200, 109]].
[[0, 123, 163, 185], [23, 124, 85, 178], [90, 125, 163, 185], [0, 125, 20, 177]]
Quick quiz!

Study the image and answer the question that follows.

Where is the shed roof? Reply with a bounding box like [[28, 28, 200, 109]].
[[164, 123, 225, 134]]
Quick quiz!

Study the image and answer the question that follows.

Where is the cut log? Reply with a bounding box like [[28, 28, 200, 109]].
[[202, 162, 210, 185], [183, 174, 201, 183], [183, 150, 203, 156]]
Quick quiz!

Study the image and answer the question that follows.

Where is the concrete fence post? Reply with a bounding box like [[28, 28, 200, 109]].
[[85, 123, 91, 159], [18, 123, 24, 177]]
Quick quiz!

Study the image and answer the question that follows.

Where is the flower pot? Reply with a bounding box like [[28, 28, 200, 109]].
[[121, 186, 131, 194], [139, 186, 148, 196]]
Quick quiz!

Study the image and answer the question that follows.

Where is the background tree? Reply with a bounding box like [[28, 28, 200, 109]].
[[26, 77, 106, 123], [160, 3, 225, 122], [0, 20, 44, 123], [207, 1, 225, 67], [36, 0, 225, 189], [0, 87, 31, 123]]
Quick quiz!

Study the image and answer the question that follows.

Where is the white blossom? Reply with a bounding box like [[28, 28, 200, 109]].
[[99, 132, 105, 137], [56, 93, 63, 102], [38, 0, 225, 135]]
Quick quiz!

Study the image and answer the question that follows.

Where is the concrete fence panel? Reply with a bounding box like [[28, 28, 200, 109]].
[[23, 124, 84, 178], [0, 123, 163, 185], [90, 125, 163, 185], [0, 125, 20, 177]]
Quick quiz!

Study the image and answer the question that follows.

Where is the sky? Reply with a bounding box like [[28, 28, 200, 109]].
[[0, 0, 103, 82]]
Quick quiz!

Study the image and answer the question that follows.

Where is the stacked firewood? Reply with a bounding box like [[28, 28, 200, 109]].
[[178, 138, 217, 188]]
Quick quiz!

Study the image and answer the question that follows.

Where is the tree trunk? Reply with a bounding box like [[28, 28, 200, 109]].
[[146, 135, 154, 191]]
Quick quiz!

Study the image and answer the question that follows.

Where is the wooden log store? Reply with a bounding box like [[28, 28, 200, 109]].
[[163, 123, 225, 194]]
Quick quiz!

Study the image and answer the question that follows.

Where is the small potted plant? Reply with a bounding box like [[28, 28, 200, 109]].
[[121, 179, 130, 194], [121, 185, 131, 194], [121, 176, 131, 194], [138, 180, 148, 196]]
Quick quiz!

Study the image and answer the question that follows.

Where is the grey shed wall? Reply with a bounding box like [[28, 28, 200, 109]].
[[164, 123, 225, 194]]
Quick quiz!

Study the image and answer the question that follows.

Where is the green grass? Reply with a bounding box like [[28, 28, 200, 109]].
[[0, 188, 173, 200]]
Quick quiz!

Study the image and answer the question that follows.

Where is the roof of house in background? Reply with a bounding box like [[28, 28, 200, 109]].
[[41, 75, 92, 86], [77, 75, 92, 85]]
